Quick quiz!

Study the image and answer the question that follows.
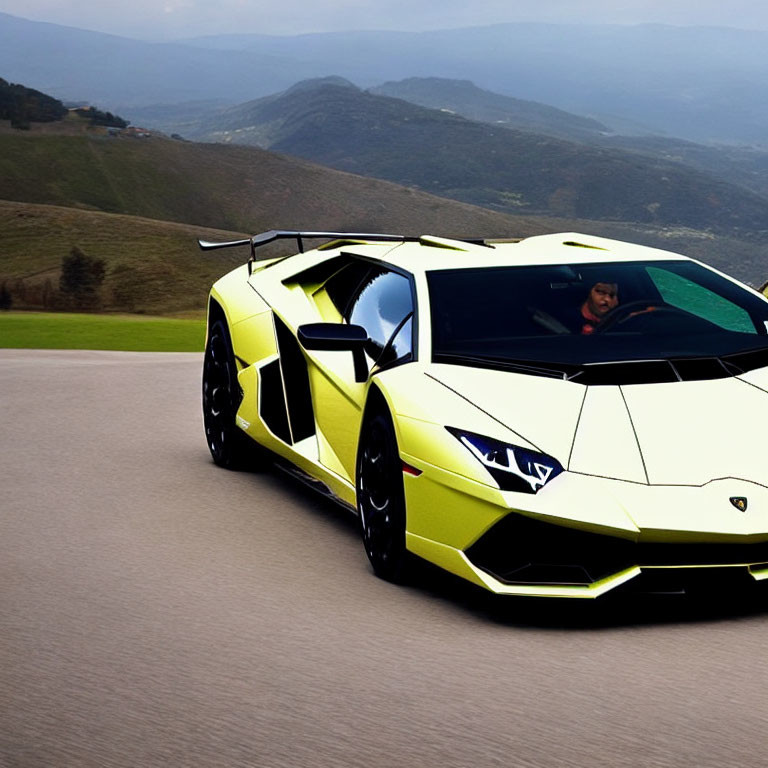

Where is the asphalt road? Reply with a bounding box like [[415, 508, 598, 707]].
[[3, 349, 768, 768]]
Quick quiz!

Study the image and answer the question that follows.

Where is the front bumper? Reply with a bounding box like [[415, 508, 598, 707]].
[[401, 462, 768, 598], [465, 512, 768, 597]]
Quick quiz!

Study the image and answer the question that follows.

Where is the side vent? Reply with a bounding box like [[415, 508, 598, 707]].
[[259, 360, 292, 443], [419, 236, 469, 251], [419, 235, 495, 251], [274, 315, 316, 442], [563, 241, 607, 250]]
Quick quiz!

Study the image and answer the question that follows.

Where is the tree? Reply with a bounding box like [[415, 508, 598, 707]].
[[0, 77, 67, 126], [59, 246, 106, 310], [74, 106, 129, 128], [0, 283, 11, 310]]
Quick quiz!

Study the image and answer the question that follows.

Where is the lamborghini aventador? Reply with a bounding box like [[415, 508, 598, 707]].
[[200, 230, 768, 598]]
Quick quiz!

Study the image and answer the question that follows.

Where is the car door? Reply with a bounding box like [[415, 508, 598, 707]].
[[307, 261, 415, 483]]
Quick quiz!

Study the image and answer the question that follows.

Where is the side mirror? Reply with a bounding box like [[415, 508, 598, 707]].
[[298, 323, 369, 382]]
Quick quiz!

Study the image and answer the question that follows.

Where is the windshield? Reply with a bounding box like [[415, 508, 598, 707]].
[[428, 261, 768, 372]]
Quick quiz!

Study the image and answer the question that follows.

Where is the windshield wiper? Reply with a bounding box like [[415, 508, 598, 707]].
[[434, 343, 768, 385], [433, 352, 576, 380], [720, 345, 768, 374]]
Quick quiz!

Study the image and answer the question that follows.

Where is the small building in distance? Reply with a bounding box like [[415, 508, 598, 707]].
[[124, 125, 151, 138]]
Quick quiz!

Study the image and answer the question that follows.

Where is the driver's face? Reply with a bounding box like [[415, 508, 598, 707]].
[[587, 282, 618, 317]]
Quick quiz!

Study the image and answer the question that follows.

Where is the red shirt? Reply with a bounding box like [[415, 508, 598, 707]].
[[580, 303, 602, 335]]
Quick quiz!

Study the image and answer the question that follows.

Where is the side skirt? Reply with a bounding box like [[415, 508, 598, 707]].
[[272, 457, 358, 516]]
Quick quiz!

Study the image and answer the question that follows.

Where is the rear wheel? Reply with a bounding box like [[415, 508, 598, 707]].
[[202, 319, 256, 470], [356, 407, 411, 582]]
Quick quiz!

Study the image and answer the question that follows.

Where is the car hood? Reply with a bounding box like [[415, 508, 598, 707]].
[[429, 363, 768, 488], [619, 376, 768, 485]]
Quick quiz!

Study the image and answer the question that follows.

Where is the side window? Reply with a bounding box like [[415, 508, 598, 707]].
[[647, 266, 757, 333], [324, 261, 375, 318], [348, 270, 414, 362], [381, 315, 414, 366]]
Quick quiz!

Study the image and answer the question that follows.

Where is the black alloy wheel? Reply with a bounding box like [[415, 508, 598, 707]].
[[202, 319, 254, 470], [357, 408, 411, 582]]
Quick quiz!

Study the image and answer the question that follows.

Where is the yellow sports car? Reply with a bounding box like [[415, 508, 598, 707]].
[[201, 230, 768, 598]]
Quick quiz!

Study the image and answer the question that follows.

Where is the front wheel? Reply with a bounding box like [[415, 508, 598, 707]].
[[356, 408, 411, 582], [202, 319, 256, 470]]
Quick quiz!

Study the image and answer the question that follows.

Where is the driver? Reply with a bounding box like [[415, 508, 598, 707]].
[[579, 281, 618, 334]]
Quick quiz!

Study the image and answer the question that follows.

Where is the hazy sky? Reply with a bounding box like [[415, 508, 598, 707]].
[[4, 0, 768, 39]]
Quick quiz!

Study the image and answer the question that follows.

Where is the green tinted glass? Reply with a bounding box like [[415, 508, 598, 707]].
[[647, 266, 757, 333]]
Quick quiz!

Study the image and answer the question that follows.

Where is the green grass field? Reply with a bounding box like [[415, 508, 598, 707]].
[[0, 311, 206, 352]]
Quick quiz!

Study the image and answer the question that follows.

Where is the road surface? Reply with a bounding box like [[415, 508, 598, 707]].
[[2, 349, 768, 767]]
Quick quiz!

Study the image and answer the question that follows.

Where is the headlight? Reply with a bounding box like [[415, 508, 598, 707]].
[[447, 427, 563, 494]]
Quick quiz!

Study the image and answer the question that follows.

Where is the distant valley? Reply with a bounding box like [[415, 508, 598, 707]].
[[5, 13, 768, 143], [369, 77, 768, 202], [369, 77, 611, 142], [174, 78, 768, 237]]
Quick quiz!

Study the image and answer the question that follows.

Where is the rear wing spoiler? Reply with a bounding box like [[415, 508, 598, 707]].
[[198, 229, 495, 273], [199, 229, 417, 253]]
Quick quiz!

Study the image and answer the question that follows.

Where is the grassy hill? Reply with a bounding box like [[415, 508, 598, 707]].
[[3, 195, 768, 322], [0, 129, 565, 316], [0, 199, 250, 314], [2, 116, 768, 323], [189, 81, 768, 234], [0, 128, 555, 236], [2, 194, 541, 315]]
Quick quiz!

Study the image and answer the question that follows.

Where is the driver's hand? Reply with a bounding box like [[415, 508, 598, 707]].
[[627, 306, 657, 319]]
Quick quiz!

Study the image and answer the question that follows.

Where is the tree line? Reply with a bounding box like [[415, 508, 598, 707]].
[[0, 77, 67, 128], [1, 246, 128, 312], [0, 78, 129, 130], [72, 106, 129, 129]]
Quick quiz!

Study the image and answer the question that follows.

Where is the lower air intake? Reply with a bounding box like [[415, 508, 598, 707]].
[[466, 514, 768, 587]]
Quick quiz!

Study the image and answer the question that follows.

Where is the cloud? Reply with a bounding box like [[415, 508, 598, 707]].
[[162, 0, 191, 15]]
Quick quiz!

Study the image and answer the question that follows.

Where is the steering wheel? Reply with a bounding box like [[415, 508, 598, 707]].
[[592, 300, 692, 334]]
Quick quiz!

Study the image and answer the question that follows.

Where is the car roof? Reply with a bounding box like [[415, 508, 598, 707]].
[[336, 231, 690, 274], [265, 231, 694, 286]]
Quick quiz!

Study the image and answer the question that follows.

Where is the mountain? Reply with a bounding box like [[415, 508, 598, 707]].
[[5, 13, 768, 142], [369, 77, 609, 142], [368, 76, 768, 205], [180, 24, 768, 143], [0, 12, 312, 107], [187, 80, 768, 234]]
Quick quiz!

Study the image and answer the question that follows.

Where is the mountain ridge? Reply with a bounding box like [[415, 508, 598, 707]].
[[369, 77, 609, 142], [186, 80, 768, 234], [366, 76, 768, 203], [5, 13, 768, 141]]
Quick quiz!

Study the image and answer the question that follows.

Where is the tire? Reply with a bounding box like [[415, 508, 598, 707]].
[[202, 319, 256, 470], [356, 407, 411, 582]]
